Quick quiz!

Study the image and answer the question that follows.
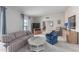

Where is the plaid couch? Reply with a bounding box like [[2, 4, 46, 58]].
[[0, 31, 33, 52]]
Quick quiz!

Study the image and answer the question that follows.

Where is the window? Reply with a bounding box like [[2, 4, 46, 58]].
[[0, 8, 2, 34], [21, 14, 30, 31], [24, 18, 29, 31]]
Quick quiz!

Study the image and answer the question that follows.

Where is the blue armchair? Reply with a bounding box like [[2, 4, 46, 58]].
[[46, 31, 58, 45]]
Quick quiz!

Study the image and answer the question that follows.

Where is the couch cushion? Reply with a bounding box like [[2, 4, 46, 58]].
[[0, 35, 7, 43], [7, 36, 28, 52], [25, 31, 32, 35], [0, 33, 15, 43], [8, 33, 16, 40], [14, 31, 25, 38]]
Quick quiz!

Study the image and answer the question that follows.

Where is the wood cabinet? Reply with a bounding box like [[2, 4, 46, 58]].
[[67, 30, 78, 44], [62, 29, 79, 44]]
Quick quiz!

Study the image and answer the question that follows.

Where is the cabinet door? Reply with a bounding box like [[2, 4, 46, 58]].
[[67, 31, 77, 44]]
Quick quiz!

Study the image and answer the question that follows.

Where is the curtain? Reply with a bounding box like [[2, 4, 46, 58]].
[[0, 6, 6, 35], [21, 14, 24, 30], [0, 7, 2, 35]]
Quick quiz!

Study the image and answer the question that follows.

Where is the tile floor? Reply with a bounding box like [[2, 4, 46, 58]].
[[17, 36, 79, 52]]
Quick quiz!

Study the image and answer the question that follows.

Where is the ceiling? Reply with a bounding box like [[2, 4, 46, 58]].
[[9, 6, 68, 17]]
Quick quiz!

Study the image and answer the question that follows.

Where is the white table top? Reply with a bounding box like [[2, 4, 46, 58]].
[[28, 37, 45, 46]]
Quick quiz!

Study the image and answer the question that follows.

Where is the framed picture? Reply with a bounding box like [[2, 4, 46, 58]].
[[68, 15, 76, 29]]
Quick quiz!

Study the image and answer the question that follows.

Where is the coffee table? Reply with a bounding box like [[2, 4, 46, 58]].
[[28, 37, 45, 52]]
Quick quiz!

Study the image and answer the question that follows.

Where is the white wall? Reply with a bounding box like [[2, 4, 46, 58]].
[[32, 17, 41, 23], [32, 13, 64, 34], [65, 6, 79, 32], [6, 7, 23, 33], [6, 7, 65, 33]]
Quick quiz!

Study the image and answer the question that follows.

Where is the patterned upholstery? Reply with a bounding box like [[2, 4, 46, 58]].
[[0, 31, 33, 52], [0, 33, 15, 43], [0, 35, 7, 43], [14, 31, 26, 38]]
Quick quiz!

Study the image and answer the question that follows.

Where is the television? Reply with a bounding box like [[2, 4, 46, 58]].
[[32, 23, 40, 28]]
